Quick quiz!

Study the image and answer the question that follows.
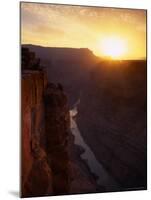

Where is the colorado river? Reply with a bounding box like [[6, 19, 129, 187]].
[[70, 106, 119, 191]]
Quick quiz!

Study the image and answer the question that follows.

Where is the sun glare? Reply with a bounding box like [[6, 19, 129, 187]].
[[100, 36, 127, 59]]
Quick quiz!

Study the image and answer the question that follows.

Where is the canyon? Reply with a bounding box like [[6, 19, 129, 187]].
[[21, 45, 147, 197]]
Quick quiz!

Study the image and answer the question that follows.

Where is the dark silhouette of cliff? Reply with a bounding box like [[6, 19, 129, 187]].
[[77, 60, 147, 190], [22, 44, 99, 64]]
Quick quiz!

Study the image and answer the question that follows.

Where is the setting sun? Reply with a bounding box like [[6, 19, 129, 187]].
[[100, 37, 128, 59], [21, 3, 146, 60]]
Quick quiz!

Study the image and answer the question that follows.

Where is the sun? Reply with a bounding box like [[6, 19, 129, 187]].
[[100, 36, 127, 59]]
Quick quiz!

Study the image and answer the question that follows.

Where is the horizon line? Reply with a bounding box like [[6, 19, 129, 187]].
[[22, 43, 147, 61]]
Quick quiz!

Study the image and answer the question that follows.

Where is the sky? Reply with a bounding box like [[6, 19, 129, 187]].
[[21, 2, 147, 59]]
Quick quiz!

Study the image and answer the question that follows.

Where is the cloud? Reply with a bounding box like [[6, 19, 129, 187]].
[[21, 2, 146, 58]]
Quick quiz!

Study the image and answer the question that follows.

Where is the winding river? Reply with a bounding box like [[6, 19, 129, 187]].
[[70, 106, 119, 190]]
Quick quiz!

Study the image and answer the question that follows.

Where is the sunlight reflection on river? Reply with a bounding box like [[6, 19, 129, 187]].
[[70, 107, 119, 190]]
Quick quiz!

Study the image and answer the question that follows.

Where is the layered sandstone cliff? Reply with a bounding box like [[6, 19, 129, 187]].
[[21, 70, 53, 197]]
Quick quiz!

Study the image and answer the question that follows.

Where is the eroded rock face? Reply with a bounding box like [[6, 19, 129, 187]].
[[21, 70, 71, 197], [21, 70, 53, 197], [44, 83, 70, 195], [21, 48, 70, 197], [22, 143, 53, 197]]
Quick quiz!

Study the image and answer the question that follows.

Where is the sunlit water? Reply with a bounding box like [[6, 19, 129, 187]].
[[70, 107, 119, 190]]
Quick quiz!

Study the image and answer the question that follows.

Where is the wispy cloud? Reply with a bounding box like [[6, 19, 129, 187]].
[[21, 2, 146, 59]]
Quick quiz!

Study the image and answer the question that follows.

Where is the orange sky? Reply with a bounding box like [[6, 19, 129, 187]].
[[21, 2, 147, 59]]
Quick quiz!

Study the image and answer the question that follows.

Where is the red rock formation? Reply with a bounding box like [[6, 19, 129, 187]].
[[21, 70, 53, 197], [21, 48, 71, 197]]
